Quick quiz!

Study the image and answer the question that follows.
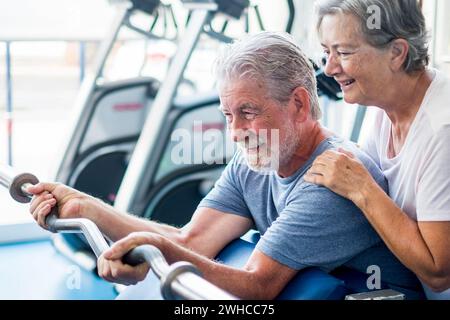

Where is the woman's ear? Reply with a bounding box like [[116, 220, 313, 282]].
[[390, 39, 409, 72], [290, 87, 310, 122]]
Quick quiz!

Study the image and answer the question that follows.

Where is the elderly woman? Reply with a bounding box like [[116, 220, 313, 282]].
[[304, 0, 450, 299]]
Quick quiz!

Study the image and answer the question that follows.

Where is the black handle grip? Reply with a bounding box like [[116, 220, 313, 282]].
[[122, 245, 156, 266], [122, 244, 170, 281]]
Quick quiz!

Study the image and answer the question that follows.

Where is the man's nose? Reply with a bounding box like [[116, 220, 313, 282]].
[[324, 53, 342, 77], [229, 118, 249, 143]]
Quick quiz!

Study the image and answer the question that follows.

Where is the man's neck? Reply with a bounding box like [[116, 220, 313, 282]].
[[277, 123, 332, 178]]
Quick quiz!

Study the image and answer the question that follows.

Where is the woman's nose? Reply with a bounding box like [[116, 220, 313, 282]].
[[324, 54, 342, 77]]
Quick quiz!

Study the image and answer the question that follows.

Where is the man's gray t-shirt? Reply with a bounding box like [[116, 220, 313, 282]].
[[198, 136, 422, 292]]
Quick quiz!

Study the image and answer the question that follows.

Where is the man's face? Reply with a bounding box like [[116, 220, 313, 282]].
[[219, 80, 301, 173]]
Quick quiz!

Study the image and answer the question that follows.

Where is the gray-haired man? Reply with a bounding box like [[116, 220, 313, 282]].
[[28, 32, 422, 299]]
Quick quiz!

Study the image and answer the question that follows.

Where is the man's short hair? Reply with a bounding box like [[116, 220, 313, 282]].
[[214, 31, 322, 120]]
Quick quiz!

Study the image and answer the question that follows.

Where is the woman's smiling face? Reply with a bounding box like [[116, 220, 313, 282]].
[[319, 13, 394, 106]]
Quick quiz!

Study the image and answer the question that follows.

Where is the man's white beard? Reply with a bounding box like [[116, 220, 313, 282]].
[[237, 125, 300, 174]]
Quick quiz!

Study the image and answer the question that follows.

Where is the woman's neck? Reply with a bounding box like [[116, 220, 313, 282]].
[[384, 69, 434, 157], [384, 69, 434, 129]]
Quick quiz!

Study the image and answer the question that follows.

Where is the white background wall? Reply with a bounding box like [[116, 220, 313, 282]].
[[0, 0, 115, 40]]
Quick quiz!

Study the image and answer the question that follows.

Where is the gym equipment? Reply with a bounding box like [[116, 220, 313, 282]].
[[112, 0, 251, 216], [312, 58, 342, 101], [54, 0, 168, 202], [0, 164, 235, 300]]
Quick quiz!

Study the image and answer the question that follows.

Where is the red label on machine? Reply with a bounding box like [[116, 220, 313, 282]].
[[113, 103, 144, 112], [192, 122, 225, 132], [5, 115, 13, 136]]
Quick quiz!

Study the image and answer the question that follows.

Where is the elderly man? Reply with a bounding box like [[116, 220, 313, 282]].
[[28, 32, 422, 299]]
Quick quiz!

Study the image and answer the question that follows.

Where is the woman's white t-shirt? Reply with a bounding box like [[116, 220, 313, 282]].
[[363, 69, 450, 300]]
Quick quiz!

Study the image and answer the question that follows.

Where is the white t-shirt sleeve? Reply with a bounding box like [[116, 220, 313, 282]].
[[416, 125, 450, 221]]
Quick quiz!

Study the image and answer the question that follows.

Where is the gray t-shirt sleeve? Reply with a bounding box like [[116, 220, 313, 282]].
[[256, 184, 381, 272], [197, 154, 252, 218]]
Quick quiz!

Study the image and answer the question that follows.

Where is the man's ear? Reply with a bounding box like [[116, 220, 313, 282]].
[[389, 39, 409, 72], [290, 87, 310, 122]]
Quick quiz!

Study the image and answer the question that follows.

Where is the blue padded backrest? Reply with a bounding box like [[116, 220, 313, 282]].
[[215, 233, 348, 300]]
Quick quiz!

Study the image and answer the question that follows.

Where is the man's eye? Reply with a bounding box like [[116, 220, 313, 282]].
[[338, 51, 352, 57], [243, 113, 256, 120]]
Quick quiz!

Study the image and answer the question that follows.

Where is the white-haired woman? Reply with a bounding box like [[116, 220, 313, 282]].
[[304, 0, 450, 299]]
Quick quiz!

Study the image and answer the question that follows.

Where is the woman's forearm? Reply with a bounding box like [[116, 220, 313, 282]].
[[355, 181, 445, 286]]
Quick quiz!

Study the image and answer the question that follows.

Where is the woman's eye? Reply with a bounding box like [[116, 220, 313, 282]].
[[338, 52, 352, 57]]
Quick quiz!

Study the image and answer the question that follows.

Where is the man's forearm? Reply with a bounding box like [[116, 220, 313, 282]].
[[160, 238, 277, 300], [83, 197, 183, 243]]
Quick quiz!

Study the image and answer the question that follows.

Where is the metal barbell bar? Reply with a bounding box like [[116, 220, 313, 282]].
[[0, 164, 235, 300]]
